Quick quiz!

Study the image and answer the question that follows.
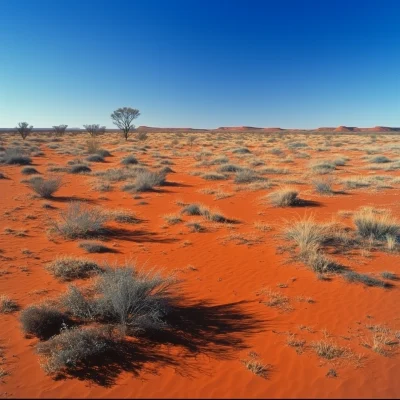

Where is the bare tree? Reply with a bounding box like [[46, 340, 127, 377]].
[[111, 107, 140, 141], [53, 124, 68, 136], [83, 124, 106, 137], [16, 122, 33, 140]]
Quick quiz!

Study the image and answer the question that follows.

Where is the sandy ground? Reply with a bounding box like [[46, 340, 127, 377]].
[[0, 131, 399, 398]]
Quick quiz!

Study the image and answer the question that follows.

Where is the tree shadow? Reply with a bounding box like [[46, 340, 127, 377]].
[[52, 299, 267, 386]]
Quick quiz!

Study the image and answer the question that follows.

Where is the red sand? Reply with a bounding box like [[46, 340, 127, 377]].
[[0, 132, 399, 398]]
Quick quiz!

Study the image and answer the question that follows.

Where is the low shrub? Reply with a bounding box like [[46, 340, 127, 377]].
[[21, 167, 39, 175], [268, 187, 299, 207], [51, 202, 108, 239], [20, 305, 70, 340], [78, 241, 112, 253], [27, 176, 62, 198], [36, 326, 114, 374], [0, 147, 32, 165], [46, 256, 102, 281], [134, 170, 166, 192], [353, 209, 400, 240], [121, 155, 138, 165], [0, 295, 18, 313], [69, 164, 91, 174]]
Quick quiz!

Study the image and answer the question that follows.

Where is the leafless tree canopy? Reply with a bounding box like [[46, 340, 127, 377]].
[[53, 124, 68, 135], [16, 122, 33, 140], [83, 124, 106, 137], [111, 107, 140, 140]]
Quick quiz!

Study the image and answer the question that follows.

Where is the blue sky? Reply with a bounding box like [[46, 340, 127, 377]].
[[1, 0, 400, 129]]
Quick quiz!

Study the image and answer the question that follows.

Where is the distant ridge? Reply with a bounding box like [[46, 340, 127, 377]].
[[1, 125, 400, 133]]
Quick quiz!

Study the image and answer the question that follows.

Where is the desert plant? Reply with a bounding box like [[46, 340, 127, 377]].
[[370, 155, 390, 163], [16, 122, 33, 140], [20, 305, 69, 340], [234, 169, 262, 184], [111, 107, 140, 141], [353, 209, 400, 240], [69, 164, 91, 174], [78, 241, 112, 253], [311, 340, 347, 360], [268, 187, 299, 207], [61, 266, 176, 334], [312, 177, 334, 195], [137, 131, 148, 141], [381, 271, 397, 280], [86, 138, 100, 154], [36, 326, 114, 374], [86, 154, 104, 162], [232, 147, 250, 154], [343, 271, 389, 288], [0, 147, 31, 165], [51, 202, 108, 239], [52, 125, 68, 136], [27, 176, 62, 198], [134, 170, 166, 192], [0, 295, 18, 313], [121, 155, 138, 165], [83, 124, 106, 137], [181, 204, 202, 216], [46, 256, 102, 281], [21, 166, 39, 175]]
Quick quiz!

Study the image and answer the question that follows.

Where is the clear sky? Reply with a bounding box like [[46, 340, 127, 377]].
[[1, 0, 400, 129]]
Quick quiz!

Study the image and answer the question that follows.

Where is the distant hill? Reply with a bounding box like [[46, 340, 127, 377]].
[[1, 125, 400, 134]]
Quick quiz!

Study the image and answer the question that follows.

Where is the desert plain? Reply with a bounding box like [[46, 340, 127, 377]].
[[0, 128, 399, 398]]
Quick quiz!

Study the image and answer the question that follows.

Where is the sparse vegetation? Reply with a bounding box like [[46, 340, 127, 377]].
[[267, 187, 299, 207], [46, 256, 102, 281], [51, 202, 108, 239], [27, 176, 62, 198]]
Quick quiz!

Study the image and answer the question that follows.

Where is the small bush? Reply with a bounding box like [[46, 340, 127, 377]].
[[21, 167, 39, 175], [27, 176, 62, 198], [1, 147, 32, 165], [234, 169, 262, 184], [61, 266, 176, 334], [311, 340, 347, 360], [370, 155, 390, 164], [353, 209, 400, 240], [134, 170, 166, 192], [218, 164, 243, 173], [312, 178, 334, 195], [343, 271, 389, 288], [79, 241, 112, 253], [51, 202, 108, 239], [381, 271, 397, 280], [268, 187, 299, 207], [20, 305, 69, 340], [186, 222, 205, 232], [86, 138, 100, 154], [70, 164, 91, 174], [46, 256, 102, 281], [181, 204, 202, 216], [0, 295, 18, 313], [96, 149, 111, 158], [121, 155, 138, 165], [36, 326, 113, 374], [108, 209, 137, 224], [86, 154, 104, 162], [202, 173, 227, 181], [232, 147, 251, 154], [310, 161, 336, 174], [163, 214, 182, 225]]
